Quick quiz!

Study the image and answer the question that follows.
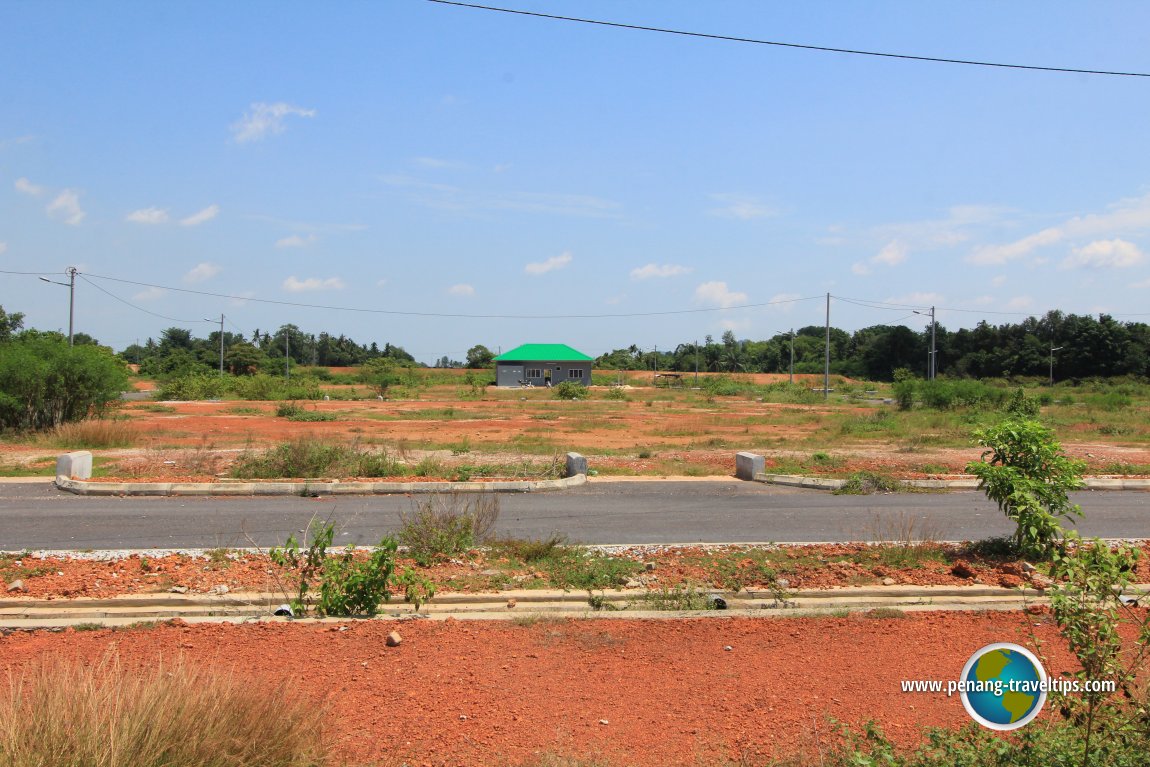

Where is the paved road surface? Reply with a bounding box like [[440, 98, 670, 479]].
[[1, 479, 1147, 551]]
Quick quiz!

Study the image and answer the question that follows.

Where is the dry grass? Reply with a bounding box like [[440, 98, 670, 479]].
[[39, 418, 139, 449], [0, 653, 329, 767]]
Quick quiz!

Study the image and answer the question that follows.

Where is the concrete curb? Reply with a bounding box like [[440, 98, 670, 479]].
[[54, 472, 588, 497], [9, 583, 1133, 629], [753, 473, 1150, 491]]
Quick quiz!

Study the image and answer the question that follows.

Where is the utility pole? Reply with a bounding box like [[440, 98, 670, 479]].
[[203, 314, 225, 375], [653, 344, 658, 386], [285, 331, 290, 381], [1050, 345, 1063, 386], [695, 339, 699, 386], [913, 306, 937, 379], [39, 267, 78, 346], [789, 328, 794, 385], [824, 293, 831, 400]]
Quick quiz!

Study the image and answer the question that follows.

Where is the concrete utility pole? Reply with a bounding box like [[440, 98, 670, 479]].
[[824, 293, 831, 400], [285, 331, 290, 381], [1050, 345, 1064, 386], [789, 328, 794, 385], [39, 267, 78, 346], [203, 314, 225, 375], [914, 306, 937, 379]]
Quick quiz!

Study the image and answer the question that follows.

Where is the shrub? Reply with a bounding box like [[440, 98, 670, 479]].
[[0, 336, 129, 430], [603, 386, 628, 401], [1003, 387, 1041, 418], [966, 419, 1085, 558], [398, 493, 500, 565], [230, 438, 399, 479], [0, 654, 328, 766], [553, 380, 588, 400]]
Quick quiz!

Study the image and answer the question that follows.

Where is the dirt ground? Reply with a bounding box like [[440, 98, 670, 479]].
[[0, 612, 1080, 766]]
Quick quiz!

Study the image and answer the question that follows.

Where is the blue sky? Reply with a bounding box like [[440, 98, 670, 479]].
[[3, 0, 1150, 363]]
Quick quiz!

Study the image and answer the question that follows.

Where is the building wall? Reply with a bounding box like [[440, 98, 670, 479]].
[[495, 361, 592, 387]]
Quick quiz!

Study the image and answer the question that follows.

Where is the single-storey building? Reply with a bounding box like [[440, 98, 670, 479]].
[[493, 344, 593, 387]]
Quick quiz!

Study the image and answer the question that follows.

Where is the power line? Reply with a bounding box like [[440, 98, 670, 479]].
[[427, 0, 1150, 78], [81, 272, 822, 319], [78, 275, 212, 324]]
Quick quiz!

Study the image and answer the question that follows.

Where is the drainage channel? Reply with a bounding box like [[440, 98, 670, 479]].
[[0, 585, 1066, 629]]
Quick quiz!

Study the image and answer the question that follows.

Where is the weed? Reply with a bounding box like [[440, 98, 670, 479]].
[[72, 622, 106, 631], [863, 607, 907, 619], [630, 582, 716, 611], [834, 471, 903, 495], [553, 381, 588, 400], [398, 493, 499, 566], [231, 437, 399, 479], [489, 533, 569, 564], [269, 517, 398, 617], [39, 419, 138, 449], [395, 568, 437, 611]]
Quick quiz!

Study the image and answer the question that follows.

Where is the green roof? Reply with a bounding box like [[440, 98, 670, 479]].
[[494, 344, 593, 362]]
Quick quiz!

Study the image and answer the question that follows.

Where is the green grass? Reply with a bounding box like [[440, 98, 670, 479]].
[[230, 438, 401, 479]]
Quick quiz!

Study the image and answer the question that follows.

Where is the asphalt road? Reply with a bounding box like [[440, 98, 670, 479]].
[[2, 480, 1148, 551]]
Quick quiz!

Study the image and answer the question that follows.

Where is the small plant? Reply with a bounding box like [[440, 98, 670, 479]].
[[395, 568, 437, 611], [269, 517, 399, 617], [488, 533, 568, 564], [398, 493, 500, 566], [834, 471, 902, 495], [631, 582, 716, 611], [603, 386, 627, 401]]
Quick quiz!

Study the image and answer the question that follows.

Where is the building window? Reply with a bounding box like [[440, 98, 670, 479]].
[[526, 368, 542, 379], [568, 369, 584, 379]]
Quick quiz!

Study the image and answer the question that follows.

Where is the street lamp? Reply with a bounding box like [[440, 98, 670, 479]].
[[1050, 345, 1064, 386], [39, 267, 77, 346], [912, 307, 937, 380], [203, 314, 224, 375]]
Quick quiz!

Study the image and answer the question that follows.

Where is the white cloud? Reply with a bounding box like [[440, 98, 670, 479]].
[[851, 262, 872, 276], [282, 276, 345, 292], [768, 293, 802, 312], [229, 291, 255, 307], [525, 251, 573, 276], [991, 275, 1007, 287], [133, 287, 167, 302], [883, 292, 945, 307], [694, 281, 748, 309], [873, 241, 908, 266], [412, 156, 461, 169], [972, 295, 995, 305], [719, 318, 752, 332], [125, 207, 170, 225], [0, 242, 6, 254], [1132, 278, 1150, 289], [969, 192, 1150, 265], [381, 175, 623, 219], [448, 283, 475, 296], [231, 102, 316, 143], [183, 262, 221, 284], [180, 204, 219, 227], [376, 279, 387, 288], [275, 233, 318, 248], [46, 189, 85, 225], [14, 177, 43, 196], [1006, 295, 1033, 310], [630, 263, 692, 280], [1061, 238, 1145, 269], [707, 193, 779, 220]]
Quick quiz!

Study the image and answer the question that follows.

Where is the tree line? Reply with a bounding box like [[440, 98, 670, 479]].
[[594, 311, 1150, 381]]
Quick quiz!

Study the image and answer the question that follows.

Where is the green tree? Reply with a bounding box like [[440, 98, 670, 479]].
[[0, 335, 129, 430], [966, 419, 1086, 558], [465, 344, 495, 369], [358, 357, 400, 397], [0, 306, 25, 342]]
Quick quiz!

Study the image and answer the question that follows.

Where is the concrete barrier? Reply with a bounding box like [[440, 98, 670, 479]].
[[56, 451, 92, 480], [565, 452, 588, 478], [735, 452, 765, 481]]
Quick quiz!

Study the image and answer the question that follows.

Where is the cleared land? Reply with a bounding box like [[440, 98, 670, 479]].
[[1, 370, 1148, 482]]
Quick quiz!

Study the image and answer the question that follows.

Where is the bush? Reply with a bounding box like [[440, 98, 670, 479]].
[[966, 419, 1085, 558], [553, 380, 588, 400], [0, 654, 328, 766], [398, 493, 500, 565], [0, 336, 128, 430], [230, 438, 399, 479]]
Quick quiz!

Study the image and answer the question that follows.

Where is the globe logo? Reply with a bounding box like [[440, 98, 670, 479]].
[[960, 643, 1047, 730]]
